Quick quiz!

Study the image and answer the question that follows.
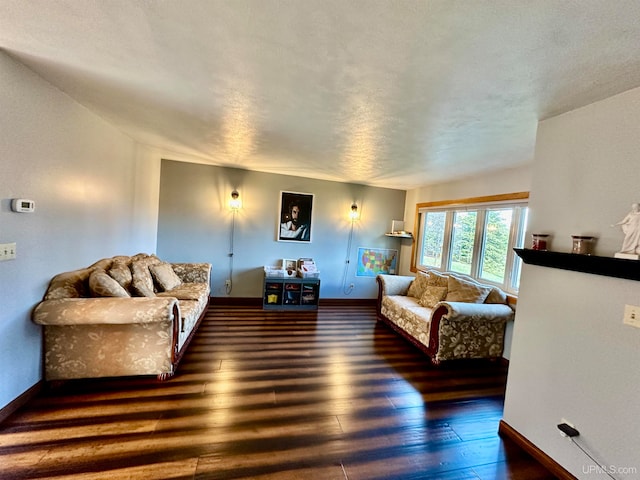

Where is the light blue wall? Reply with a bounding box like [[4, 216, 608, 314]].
[[0, 52, 159, 410], [157, 160, 407, 298]]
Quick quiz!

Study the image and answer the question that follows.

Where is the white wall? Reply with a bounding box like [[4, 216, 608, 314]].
[[157, 160, 407, 299], [0, 52, 160, 410], [503, 87, 640, 478]]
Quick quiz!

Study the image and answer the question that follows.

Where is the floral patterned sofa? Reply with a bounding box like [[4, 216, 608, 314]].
[[376, 269, 514, 363], [32, 254, 211, 381]]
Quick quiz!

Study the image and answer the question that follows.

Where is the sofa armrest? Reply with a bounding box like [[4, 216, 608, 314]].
[[435, 301, 514, 324], [32, 297, 179, 326], [376, 274, 414, 297], [430, 302, 514, 362], [376, 274, 415, 318], [171, 263, 212, 284]]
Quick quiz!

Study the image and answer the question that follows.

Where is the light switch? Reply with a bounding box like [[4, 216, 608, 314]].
[[623, 304, 640, 328], [0, 242, 17, 261]]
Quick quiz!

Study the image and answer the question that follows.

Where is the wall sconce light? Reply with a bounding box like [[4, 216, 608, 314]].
[[342, 202, 359, 295], [229, 190, 241, 210], [350, 202, 359, 221], [227, 189, 241, 294]]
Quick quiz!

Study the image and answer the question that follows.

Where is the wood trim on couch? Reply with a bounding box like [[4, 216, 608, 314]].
[[498, 420, 577, 480], [162, 297, 210, 381]]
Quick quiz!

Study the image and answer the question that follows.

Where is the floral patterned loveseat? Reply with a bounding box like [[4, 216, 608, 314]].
[[376, 269, 514, 363], [32, 254, 211, 381]]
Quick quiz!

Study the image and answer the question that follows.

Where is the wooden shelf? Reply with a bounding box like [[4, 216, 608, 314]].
[[385, 232, 413, 239], [514, 248, 640, 281]]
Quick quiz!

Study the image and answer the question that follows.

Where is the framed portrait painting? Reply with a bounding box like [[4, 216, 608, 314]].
[[278, 191, 313, 242]]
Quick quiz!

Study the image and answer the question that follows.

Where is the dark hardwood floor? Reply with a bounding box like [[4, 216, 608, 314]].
[[0, 304, 554, 479]]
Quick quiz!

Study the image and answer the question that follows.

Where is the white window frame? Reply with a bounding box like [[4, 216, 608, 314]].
[[412, 193, 529, 294]]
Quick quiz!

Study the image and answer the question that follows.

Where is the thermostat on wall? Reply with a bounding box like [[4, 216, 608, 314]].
[[11, 198, 35, 213]]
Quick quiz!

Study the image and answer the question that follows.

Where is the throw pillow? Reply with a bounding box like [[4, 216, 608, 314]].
[[445, 275, 492, 303], [130, 260, 156, 297], [150, 263, 182, 292], [89, 269, 130, 298], [108, 261, 133, 291], [407, 271, 430, 299], [427, 270, 449, 287], [485, 286, 507, 304], [418, 286, 448, 308]]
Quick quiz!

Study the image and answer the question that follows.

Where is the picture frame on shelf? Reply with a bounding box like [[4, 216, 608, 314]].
[[281, 259, 297, 277]]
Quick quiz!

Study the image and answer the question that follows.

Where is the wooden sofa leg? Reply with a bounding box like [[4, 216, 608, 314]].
[[157, 371, 175, 382]]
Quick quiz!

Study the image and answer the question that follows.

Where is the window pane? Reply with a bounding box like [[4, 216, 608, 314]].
[[480, 209, 513, 283], [421, 211, 446, 268], [450, 211, 477, 275], [512, 207, 528, 290]]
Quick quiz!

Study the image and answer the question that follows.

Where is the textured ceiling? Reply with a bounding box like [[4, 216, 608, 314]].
[[3, 1, 640, 189]]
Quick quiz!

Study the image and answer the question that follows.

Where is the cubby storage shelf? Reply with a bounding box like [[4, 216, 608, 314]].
[[514, 248, 640, 281], [263, 276, 321, 310]]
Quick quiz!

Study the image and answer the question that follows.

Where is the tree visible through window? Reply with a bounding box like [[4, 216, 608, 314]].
[[450, 211, 477, 275], [414, 194, 528, 294], [421, 211, 446, 268], [480, 209, 512, 284]]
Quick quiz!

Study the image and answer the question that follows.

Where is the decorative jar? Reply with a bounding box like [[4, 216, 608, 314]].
[[571, 235, 596, 255], [531, 234, 550, 251]]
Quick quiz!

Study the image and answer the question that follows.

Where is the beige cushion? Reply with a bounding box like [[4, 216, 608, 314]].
[[418, 285, 448, 308], [89, 258, 113, 270], [157, 282, 208, 301], [108, 261, 133, 291], [407, 271, 430, 298], [150, 263, 182, 291], [130, 261, 156, 297], [485, 286, 507, 304], [450, 272, 507, 305], [445, 275, 491, 303], [427, 270, 449, 287], [43, 268, 93, 300], [89, 269, 130, 298], [131, 252, 154, 262]]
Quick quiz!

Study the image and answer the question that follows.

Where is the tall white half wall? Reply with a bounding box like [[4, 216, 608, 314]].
[[0, 51, 160, 411], [503, 87, 640, 478]]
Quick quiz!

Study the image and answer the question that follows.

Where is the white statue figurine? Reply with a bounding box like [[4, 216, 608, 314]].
[[613, 203, 640, 258]]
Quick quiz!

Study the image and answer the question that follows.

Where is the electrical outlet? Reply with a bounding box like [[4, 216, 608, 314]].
[[558, 418, 575, 437], [623, 304, 640, 328], [225, 279, 231, 287], [349, 283, 354, 289]]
